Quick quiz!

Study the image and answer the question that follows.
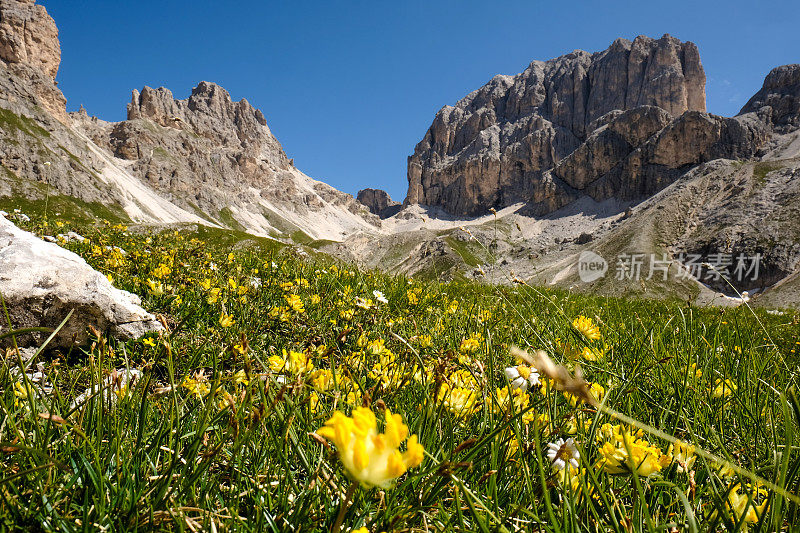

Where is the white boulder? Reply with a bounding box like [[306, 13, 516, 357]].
[[0, 216, 162, 348]]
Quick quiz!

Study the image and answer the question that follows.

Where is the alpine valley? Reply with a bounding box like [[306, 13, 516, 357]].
[[2, 0, 799, 307]]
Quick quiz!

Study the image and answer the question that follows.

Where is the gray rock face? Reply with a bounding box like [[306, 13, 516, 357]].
[[407, 34, 707, 216], [740, 64, 800, 133], [1, 0, 377, 241], [536, 108, 769, 215], [0, 0, 59, 80], [357, 188, 400, 218], [75, 81, 379, 237], [0, 216, 162, 348], [0, 0, 65, 122]]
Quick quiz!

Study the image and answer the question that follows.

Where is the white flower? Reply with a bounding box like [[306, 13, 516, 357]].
[[547, 438, 580, 472], [503, 364, 539, 391], [373, 290, 388, 304]]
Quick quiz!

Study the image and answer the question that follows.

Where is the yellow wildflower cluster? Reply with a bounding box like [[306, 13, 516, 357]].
[[269, 348, 315, 376], [597, 425, 673, 477], [317, 407, 424, 488], [573, 315, 602, 341], [181, 372, 211, 399]]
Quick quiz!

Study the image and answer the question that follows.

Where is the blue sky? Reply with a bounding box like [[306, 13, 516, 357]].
[[45, 0, 799, 201]]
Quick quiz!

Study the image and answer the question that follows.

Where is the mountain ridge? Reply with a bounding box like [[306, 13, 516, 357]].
[[0, 0, 379, 242]]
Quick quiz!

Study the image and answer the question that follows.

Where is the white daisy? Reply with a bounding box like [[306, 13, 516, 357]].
[[546, 437, 580, 472], [373, 290, 388, 304], [503, 364, 540, 391]]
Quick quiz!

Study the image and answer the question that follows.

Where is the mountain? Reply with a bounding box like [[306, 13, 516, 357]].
[[356, 188, 401, 218], [406, 35, 767, 217], [0, 0, 377, 242], [327, 48, 800, 306], [3, 0, 800, 308]]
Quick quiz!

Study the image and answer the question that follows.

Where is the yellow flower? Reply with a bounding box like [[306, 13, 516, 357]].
[[200, 278, 212, 290], [667, 440, 696, 473], [416, 335, 433, 348], [13, 381, 29, 406], [146, 278, 164, 296], [310, 369, 335, 391], [269, 349, 314, 376], [712, 378, 737, 399], [366, 338, 391, 357], [219, 312, 235, 328], [580, 344, 607, 361], [725, 484, 768, 524], [207, 287, 221, 304], [437, 383, 480, 418], [232, 369, 249, 386], [317, 407, 424, 488], [217, 391, 234, 411], [152, 263, 171, 279], [573, 315, 601, 341], [459, 334, 482, 354], [181, 373, 211, 399], [310, 294, 321, 305], [309, 392, 320, 412], [285, 294, 305, 313], [598, 433, 669, 477], [406, 290, 419, 305], [489, 386, 534, 424], [268, 306, 291, 322], [142, 337, 156, 348]]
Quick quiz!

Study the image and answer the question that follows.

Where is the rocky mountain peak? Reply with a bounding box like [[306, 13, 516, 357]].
[[0, 0, 66, 122], [739, 64, 800, 133], [123, 81, 290, 175], [0, 0, 60, 80], [406, 35, 713, 216], [357, 188, 401, 219]]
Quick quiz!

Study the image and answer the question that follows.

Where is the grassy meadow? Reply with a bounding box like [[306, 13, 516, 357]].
[[2, 216, 800, 531]]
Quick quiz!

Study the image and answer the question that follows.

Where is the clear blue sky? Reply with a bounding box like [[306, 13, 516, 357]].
[[45, 0, 799, 201]]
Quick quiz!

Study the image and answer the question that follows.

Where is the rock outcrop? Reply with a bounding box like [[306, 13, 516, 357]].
[[76, 82, 379, 240], [740, 64, 800, 133], [0, 0, 377, 241], [407, 34, 708, 216], [0, 0, 66, 122], [0, 215, 163, 348], [357, 188, 401, 218]]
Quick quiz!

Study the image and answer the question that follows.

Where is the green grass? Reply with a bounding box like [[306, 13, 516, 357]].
[[217, 207, 249, 233], [0, 191, 128, 226], [1, 216, 800, 531], [0, 108, 51, 139], [445, 236, 484, 267], [753, 162, 784, 185]]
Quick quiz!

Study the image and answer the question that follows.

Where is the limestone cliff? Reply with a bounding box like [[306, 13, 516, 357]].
[[406, 34, 708, 215], [0, 0, 378, 241], [0, 0, 66, 122], [357, 188, 400, 218], [75, 82, 379, 240], [740, 64, 800, 133]]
